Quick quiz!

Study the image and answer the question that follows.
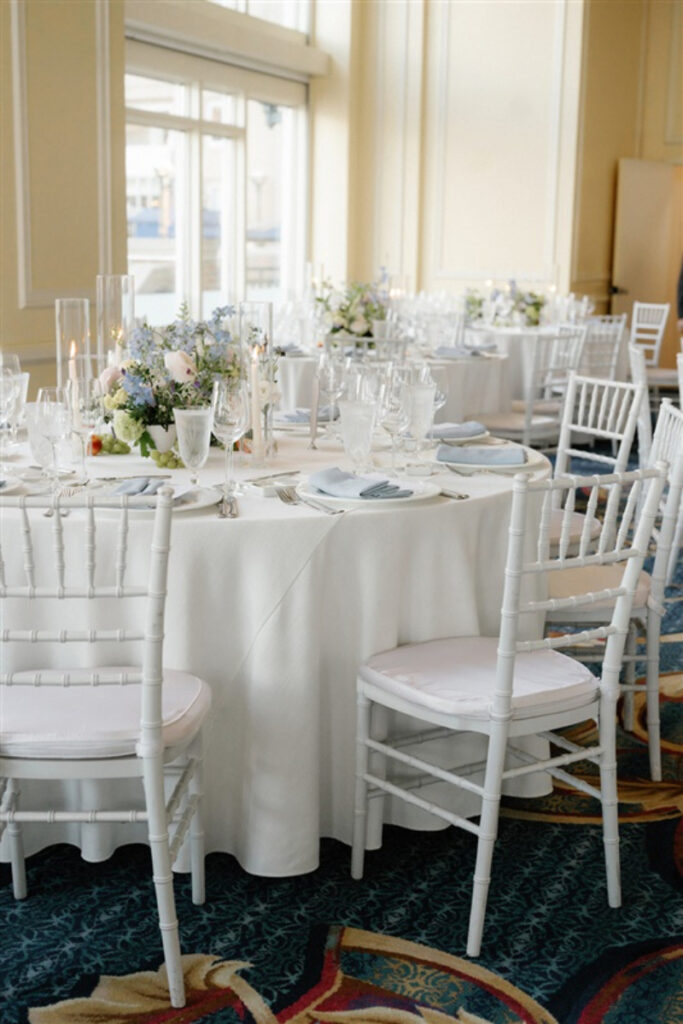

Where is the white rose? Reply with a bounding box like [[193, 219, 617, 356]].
[[98, 365, 123, 394], [350, 316, 369, 336], [164, 350, 197, 383]]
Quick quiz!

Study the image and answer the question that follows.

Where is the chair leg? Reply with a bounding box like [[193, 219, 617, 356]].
[[598, 697, 621, 908], [142, 755, 185, 1008], [622, 622, 637, 732], [7, 779, 27, 900], [645, 609, 662, 782], [351, 690, 371, 880], [189, 734, 206, 906], [467, 723, 507, 957]]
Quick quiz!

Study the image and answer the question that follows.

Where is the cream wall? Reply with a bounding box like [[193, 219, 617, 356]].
[[571, 0, 683, 364], [336, 0, 585, 295], [0, 0, 127, 395]]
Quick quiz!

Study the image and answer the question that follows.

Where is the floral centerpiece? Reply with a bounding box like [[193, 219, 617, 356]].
[[465, 282, 547, 328], [315, 280, 388, 338], [99, 304, 242, 456]]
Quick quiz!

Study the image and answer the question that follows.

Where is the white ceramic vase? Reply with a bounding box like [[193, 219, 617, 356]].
[[146, 423, 177, 453]]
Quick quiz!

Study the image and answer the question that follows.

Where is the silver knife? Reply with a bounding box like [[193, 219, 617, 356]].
[[309, 372, 320, 449]]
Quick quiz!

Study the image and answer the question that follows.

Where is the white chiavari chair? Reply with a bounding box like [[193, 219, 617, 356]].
[[628, 344, 653, 469], [351, 466, 665, 956], [580, 314, 627, 380], [546, 401, 683, 780], [0, 489, 211, 1009], [630, 301, 670, 368], [548, 373, 646, 551], [477, 325, 587, 448]]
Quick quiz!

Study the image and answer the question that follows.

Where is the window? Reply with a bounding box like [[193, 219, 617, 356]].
[[208, 0, 311, 35], [125, 42, 307, 324]]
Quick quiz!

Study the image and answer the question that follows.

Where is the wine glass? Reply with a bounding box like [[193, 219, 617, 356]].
[[404, 381, 436, 474], [0, 368, 19, 457], [317, 350, 345, 437], [35, 387, 72, 495], [66, 376, 103, 483], [211, 378, 249, 498], [379, 370, 410, 473], [173, 407, 214, 488]]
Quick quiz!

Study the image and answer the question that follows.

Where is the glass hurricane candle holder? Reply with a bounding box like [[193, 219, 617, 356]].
[[239, 301, 275, 465], [96, 274, 135, 371], [55, 298, 90, 389]]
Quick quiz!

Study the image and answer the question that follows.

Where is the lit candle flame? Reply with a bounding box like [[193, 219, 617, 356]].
[[69, 340, 78, 358]]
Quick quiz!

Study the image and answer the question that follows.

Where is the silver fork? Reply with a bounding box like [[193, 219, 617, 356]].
[[274, 484, 344, 515]]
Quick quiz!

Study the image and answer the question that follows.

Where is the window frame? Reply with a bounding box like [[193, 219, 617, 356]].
[[125, 38, 309, 318]]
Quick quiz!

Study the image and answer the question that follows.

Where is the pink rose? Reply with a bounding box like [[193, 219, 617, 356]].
[[98, 365, 123, 393], [164, 350, 197, 383]]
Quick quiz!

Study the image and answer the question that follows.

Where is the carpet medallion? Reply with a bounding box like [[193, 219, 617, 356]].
[[27, 925, 559, 1024]]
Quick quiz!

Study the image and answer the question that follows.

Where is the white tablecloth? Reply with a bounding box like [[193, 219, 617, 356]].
[[0, 435, 550, 876], [279, 353, 511, 422]]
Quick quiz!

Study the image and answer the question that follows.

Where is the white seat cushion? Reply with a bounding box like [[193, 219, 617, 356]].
[[510, 398, 562, 415], [548, 563, 651, 613], [360, 636, 597, 718], [646, 368, 678, 386], [0, 668, 211, 759], [478, 411, 558, 435], [548, 507, 601, 546]]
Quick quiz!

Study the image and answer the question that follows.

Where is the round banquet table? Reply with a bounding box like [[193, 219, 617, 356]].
[[0, 432, 551, 877], [466, 324, 630, 399], [278, 352, 511, 423]]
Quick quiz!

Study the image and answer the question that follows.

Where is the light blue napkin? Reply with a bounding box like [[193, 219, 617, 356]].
[[309, 467, 413, 499], [428, 420, 486, 441], [114, 477, 166, 496], [434, 346, 471, 360], [436, 444, 526, 466]]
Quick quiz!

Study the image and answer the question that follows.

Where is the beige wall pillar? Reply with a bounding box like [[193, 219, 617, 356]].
[[0, 0, 127, 394]]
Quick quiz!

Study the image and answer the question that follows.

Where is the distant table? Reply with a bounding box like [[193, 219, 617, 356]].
[[279, 352, 511, 422]]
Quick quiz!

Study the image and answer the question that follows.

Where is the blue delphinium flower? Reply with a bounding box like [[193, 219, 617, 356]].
[[121, 371, 156, 408]]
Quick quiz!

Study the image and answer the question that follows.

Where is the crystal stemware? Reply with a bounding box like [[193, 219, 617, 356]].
[[35, 387, 73, 495], [66, 376, 103, 483], [317, 350, 345, 437], [211, 379, 249, 498], [173, 407, 214, 488]]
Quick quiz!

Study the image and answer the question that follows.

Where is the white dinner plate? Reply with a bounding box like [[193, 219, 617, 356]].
[[442, 444, 547, 475], [298, 478, 441, 509], [60, 485, 222, 514], [0, 474, 22, 495]]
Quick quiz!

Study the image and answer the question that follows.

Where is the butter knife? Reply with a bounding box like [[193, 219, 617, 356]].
[[309, 372, 320, 450]]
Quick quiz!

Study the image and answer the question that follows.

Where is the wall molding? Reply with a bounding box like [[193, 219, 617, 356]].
[[665, 0, 682, 145], [10, 0, 113, 309], [431, 0, 567, 284]]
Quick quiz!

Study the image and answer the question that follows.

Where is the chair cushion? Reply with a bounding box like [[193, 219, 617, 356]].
[[646, 368, 678, 387], [548, 507, 601, 546], [548, 563, 651, 612], [477, 411, 558, 434], [0, 668, 212, 759], [360, 636, 597, 718]]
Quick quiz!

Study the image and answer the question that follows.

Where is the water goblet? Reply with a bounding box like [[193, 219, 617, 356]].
[[404, 381, 436, 475], [211, 378, 249, 498], [338, 399, 376, 475], [35, 387, 73, 495], [173, 407, 214, 488]]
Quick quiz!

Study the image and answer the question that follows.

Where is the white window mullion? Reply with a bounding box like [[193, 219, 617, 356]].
[[235, 114, 247, 302], [187, 80, 202, 317]]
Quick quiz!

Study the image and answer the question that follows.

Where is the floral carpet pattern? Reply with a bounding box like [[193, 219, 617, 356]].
[[2, 480, 683, 1023]]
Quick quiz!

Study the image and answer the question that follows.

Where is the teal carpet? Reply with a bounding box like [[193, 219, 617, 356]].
[[2, 452, 682, 1023]]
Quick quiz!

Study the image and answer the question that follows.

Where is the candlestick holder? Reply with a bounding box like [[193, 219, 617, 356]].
[[55, 298, 90, 389], [96, 274, 135, 371], [239, 301, 275, 466]]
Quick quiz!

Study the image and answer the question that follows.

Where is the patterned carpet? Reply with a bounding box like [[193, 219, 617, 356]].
[[2, 467, 682, 1023]]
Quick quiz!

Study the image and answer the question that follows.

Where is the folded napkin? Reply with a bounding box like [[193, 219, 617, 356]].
[[433, 346, 471, 360], [436, 444, 526, 466], [276, 405, 338, 424], [114, 477, 167, 496], [309, 467, 413, 499], [428, 420, 486, 441]]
